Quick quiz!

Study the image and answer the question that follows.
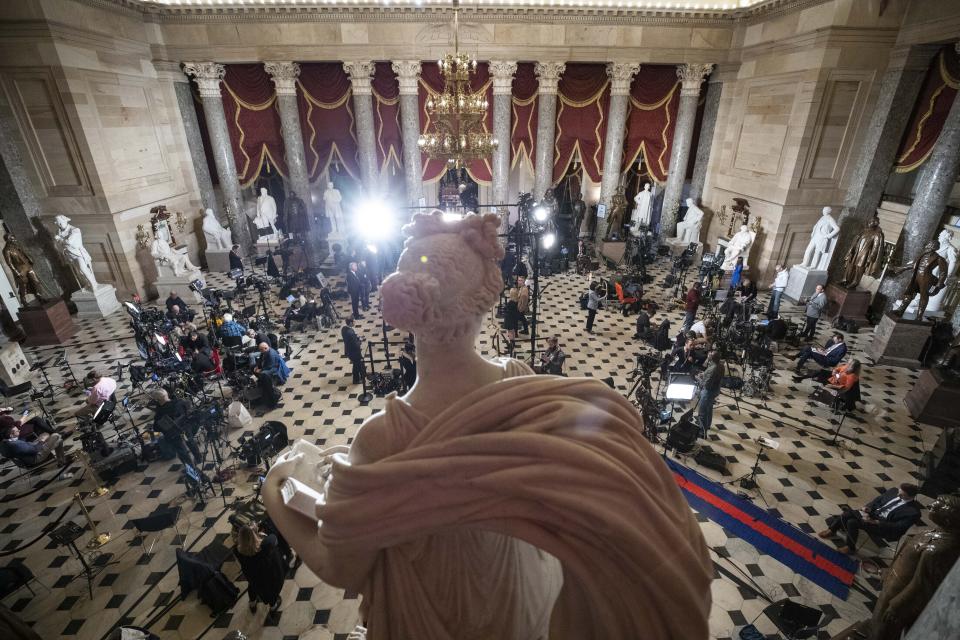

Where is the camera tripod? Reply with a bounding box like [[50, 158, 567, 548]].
[[731, 437, 773, 506]]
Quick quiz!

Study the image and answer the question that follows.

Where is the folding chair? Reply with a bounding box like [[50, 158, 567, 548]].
[[130, 505, 183, 556], [614, 282, 640, 316], [0, 562, 48, 602]]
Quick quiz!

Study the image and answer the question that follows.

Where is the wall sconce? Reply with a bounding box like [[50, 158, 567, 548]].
[[135, 224, 150, 250], [175, 210, 187, 234]]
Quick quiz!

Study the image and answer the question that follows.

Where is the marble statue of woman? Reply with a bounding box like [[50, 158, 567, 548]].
[[263, 211, 712, 640], [323, 182, 344, 236], [255, 187, 279, 241], [905, 228, 958, 317], [675, 197, 704, 245], [721, 224, 756, 270], [798, 206, 839, 271], [53, 215, 97, 291], [202, 208, 232, 250], [631, 183, 653, 232]]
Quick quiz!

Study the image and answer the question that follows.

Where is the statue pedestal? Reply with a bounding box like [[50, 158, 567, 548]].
[[784, 265, 827, 303], [20, 301, 73, 345], [824, 283, 870, 323], [599, 241, 626, 266], [205, 249, 232, 273], [718, 268, 750, 289], [905, 368, 960, 428], [155, 266, 203, 303], [0, 342, 31, 387], [867, 312, 932, 367], [666, 238, 700, 258], [72, 284, 122, 319]]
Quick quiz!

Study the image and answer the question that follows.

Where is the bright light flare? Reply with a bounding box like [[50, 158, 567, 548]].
[[533, 205, 549, 223], [542, 232, 556, 249], [354, 198, 395, 242], [365, 243, 378, 254], [441, 211, 464, 222]]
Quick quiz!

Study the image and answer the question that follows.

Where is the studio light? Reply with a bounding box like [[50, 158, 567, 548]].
[[442, 211, 464, 222], [542, 232, 556, 249], [365, 243, 379, 254], [533, 205, 550, 223], [354, 197, 395, 242]]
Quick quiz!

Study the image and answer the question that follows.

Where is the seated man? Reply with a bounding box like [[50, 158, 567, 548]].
[[0, 423, 67, 468], [166, 290, 189, 313], [254, 342, 289, 409], [283, 300, 305, 332], [0, 406, 58, 440], [796, 332, 847, 371], [218, 312, 247, 341], [75, 370, 117, 417], [149, 388, 201, 469], [181, 329, 211, 357], [632, 308, 653, 340], [818, 483, 921, 554], [536, 337, 566, 375]]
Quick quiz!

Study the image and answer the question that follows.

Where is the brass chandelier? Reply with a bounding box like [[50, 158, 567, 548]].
[[417, 0, 498, 169]]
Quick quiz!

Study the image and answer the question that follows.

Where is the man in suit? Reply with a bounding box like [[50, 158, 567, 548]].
[[341, 317, 365, 384], [795, 332, 847, 371], [818, 483, 921, 553], [346, 261, 363, 320]]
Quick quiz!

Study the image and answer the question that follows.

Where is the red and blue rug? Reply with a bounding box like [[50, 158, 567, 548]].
[[667, 459, 858, 599]]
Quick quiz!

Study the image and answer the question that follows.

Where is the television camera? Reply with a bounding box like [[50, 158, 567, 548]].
[[235, 421, 289, 467]]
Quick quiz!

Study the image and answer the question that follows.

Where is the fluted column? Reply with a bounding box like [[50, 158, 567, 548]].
[[660, 63, 712, 237], [597, 63, 640, 241], [183, 62, 251, 250], [264, 62, 311, 206], [344, 61, 379, 194], [392, 61, 424, 206], [490, 61, 517, 208], [533, 62, 565, 200]]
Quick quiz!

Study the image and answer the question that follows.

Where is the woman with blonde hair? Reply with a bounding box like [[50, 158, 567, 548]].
[[503, 287, 522, 344], [234, 523, 286, 618]]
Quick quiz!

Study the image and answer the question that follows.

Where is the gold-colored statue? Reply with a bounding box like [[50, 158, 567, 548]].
[[840, 216, 885, 288], [2, 232, 47, 306], [890, 239, 949, 321], [604, 185, 628, 241], [831, 493, 960, 640]]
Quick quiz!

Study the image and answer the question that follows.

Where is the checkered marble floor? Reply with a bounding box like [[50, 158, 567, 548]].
[[0, 258, 939, 640]]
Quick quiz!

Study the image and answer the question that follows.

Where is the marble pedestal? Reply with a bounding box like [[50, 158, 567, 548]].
[[20, 301, 73, 345], [666, 238, 700, 257], [784, 265, 827, 303], [72, 284, 122, 319], [824, 283, 871, 322], [0, 342, 31, 387], [905, 368, 960, 428], [599, 241, 626, 266], [867, 312, 932, 367], [155, 268, 204, 303], [205, 249, 232, 273]]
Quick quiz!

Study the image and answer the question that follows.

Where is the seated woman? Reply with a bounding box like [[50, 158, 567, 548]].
[[819, 359, 860, 396]]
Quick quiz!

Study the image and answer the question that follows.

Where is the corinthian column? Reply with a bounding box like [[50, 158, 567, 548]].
[[264, 62, 310, 206], [660, 63, 712, 237], [344, 61, 379, 194], [490, 61, 517, 209], [533, 62, 565, 200], [183, 62, 251, 250], [597, 62, 640, 241], [392, 61, 424, 205]]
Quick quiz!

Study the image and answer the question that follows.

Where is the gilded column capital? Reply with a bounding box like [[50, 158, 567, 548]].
[[489, 61, 518, 96], [264, 61, 301, 96], [534, 62, 566, 95], [344, 61, 375, 96], [183, 62, 226, 98], [677, 63, 713, 97], [391, 60, 421, 95], [607, 62, 640, 96]]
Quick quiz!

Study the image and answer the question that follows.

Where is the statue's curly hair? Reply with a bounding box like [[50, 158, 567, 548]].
[[402, 211, 504, 262]]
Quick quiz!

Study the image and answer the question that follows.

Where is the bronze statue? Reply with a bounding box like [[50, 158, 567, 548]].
[[284, 190, 310, 236], [2, 232, 46, 306], [831, 494, 960, 640], [571, 197, 586, 238], [840, 216, 885, 288], [604, 185, 628, 241], [891, 239, 949, 321]]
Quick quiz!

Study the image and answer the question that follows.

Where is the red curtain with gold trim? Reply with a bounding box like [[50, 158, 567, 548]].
[[418, 62, 494, 185], [221, 64, 287, 187], [553, 63, 610, 184], [372, 61, 403, 189], [297, 63, 360, 182], [895, 45, 960, 173], [622, 66, 680, 184], [511, 62, 538, 171]]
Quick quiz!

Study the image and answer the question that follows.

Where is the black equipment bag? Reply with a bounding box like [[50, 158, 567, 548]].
[[666, 416, 699, 454], [695, 446, 727, 473], [579, 293, 589, 310]]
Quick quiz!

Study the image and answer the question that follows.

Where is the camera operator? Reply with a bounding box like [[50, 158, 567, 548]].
[[536, 337, 567, 375], [229, 244, 244, 272], [696, 349, 723, 437], [282, 299, 303, 332], [149, 388, 202, 469], [75, 370, 117, 417], [760, 313, 789, 352], [254, 342, 288, 409], [632, 306, 653, 340], [341, 317, 365, 384], [218, 312, 247, 339], [682, 282, 702, 332], [736, 278, 757, 304], [181, 328, 211, 356]]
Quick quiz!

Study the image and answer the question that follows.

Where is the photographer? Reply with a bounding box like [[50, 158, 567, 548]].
[[696, 349, 723, 437], [537, 337, 566, 375], [149, 388, 201, 469], [254, 342, 288, 409]]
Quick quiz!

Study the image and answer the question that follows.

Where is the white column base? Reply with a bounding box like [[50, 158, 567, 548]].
[[784, 265, 827, 302], [72, 284, 122, 319]]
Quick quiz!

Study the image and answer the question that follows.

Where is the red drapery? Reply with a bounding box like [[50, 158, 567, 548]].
[[418, 62, 494, 185], [895, 45, 960, 173], [372, 62, 403, 186], [511, 62, 538, 171], [553, 63, 610, 184], [622, 66, 681, 184], [297, 63, 360, 182], [221, 64, 287, 187]]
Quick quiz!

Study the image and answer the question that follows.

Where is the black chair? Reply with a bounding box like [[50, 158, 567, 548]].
[[745, 598, 824, 640], [221, 335, 243, 350], [0, 562, 46, 602], [0, 381, 33, 400], [130, 506, 182, 555]]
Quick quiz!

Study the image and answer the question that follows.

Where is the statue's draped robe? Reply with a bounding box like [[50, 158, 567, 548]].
[[316, 361, 712, 639]]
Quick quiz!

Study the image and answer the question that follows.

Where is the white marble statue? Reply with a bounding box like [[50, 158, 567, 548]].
[[631, 183, 653, 234], [254, 187, 279, 241], [53, 215, 97, 291], [150, 235, 200, 278], [323, 182, 344, 236], [674, 197, 704, 245], [262, 210, 712, 640], [798, 206, 839, 271], [721, 224, 756, 270], [905, 228, 958, 317], [202, 208, 232, 250]]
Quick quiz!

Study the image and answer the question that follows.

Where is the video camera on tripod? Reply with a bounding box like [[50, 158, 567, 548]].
[[235, 421, 288, 467]]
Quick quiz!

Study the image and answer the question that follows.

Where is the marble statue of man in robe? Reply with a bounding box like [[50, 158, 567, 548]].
[[255, 187, 279, 241], [53, 215, 97, 291], [631, 183, 653, 233], [324, 182, 344, 236], [798, 206, 839, 271], [202, 208, 232, 250], [721, 224, 756, 270], [675, 198, 704, 245], [151, 235, 200, 278], [263, 211, 713, 640]]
